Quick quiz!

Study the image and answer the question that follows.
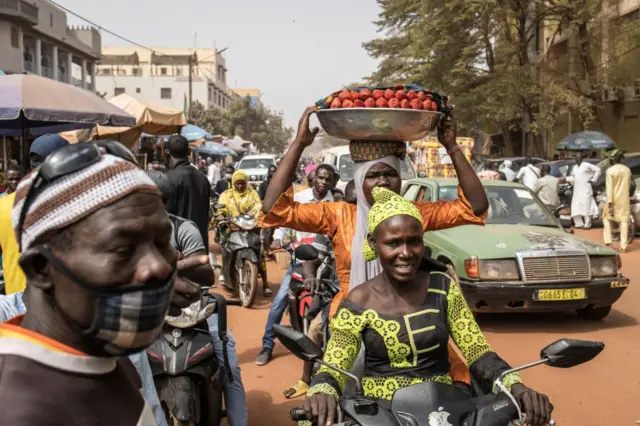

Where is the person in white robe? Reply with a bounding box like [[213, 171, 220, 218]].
[[566, 153, 601, 228]]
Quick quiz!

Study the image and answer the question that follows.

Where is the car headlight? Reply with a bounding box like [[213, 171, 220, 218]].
[[590, 256, 617, 277], [250, 175, 257, 181], [479, 260, 520, 280]]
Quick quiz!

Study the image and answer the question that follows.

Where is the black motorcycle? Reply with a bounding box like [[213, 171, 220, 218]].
[[274, 325, 603, 426], [147, 288, 242, 426]]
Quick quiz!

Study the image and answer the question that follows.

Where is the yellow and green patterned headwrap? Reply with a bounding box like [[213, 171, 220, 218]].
[[364, 187, 423, 261]]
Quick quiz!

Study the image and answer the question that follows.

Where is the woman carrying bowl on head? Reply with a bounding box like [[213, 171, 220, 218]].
[[298, 187, 553, 426], [259, 103, 489, 390]]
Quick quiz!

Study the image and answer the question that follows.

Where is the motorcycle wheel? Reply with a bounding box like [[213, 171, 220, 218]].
[[628, 214, 636, 244], [239, 260, 258, 308]]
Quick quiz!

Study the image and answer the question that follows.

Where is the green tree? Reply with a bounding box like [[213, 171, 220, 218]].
[[190, 101, 230, 135]]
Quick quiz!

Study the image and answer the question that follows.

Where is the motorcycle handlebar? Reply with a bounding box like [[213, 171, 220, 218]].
[[290, 407, 309, 421], [226, 299, 243, 306]]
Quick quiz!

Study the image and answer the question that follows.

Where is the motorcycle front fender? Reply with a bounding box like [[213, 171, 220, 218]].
[[156, 375, 199, 423], [235, 248, 258, 269]]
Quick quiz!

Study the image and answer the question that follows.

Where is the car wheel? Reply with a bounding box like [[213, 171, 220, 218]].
[[576, 304, 612, 320]]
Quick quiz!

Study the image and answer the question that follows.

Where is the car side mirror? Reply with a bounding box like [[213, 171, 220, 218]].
[[294, 244, 319, 262], [541, 338, 604, 368], [273, 324, 323, 362]]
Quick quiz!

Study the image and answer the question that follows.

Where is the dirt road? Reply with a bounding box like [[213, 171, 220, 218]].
[[223, 229, 639, 425]]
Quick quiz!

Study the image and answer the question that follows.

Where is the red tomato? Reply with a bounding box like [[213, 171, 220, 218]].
[[429, 100, 438, 111], [388, 98, 400, 108], [423, 100, 431, 110], [330, 98, 342, 109], [395, 90, 407, 100], [372, 90, 384, 100], [364, 98, 376, 108], [416, 92, 426, 101], [384, 89, 395, 100], [350, 91, 360, 101], [400, 99, 411, 109], [338, 91, 350, 102], [406, 90, 416, 100], [359, 89, 371, 100], [354, 99, 366, 107], [375, 97, 389, 108], [410, 99, 423, 110], [342, 99, 354, 108], [425, 94, 434, 101]]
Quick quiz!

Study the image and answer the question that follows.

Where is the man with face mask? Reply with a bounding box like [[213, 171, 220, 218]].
[[0, 142, 201, 425], [214, 164, 235, 197]]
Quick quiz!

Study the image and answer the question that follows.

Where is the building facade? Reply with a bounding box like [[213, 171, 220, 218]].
[[232, 88, 262, 106], [96, 47, 230, 111], [0, 0, 100, 90], [541, 0, 640, 153]]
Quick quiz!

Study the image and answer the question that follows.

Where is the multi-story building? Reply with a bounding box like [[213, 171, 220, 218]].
[[0, 0, 100, 90], [96, 47, 230, 111], [232, 88, 262, 106], [541, 0, 640, 152]]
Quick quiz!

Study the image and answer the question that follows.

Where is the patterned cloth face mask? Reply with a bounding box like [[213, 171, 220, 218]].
[[40, 246, 176, 356]]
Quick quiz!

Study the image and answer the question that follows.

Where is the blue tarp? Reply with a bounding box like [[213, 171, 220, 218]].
[[192, 141, 235, 156], [181, 124, 212, 141]]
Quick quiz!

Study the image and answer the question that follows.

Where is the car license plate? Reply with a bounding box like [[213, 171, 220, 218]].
[[536, 288, 586, 301], [610, 281, 629, 288]]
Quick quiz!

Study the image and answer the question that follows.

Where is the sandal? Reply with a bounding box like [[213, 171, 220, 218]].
[[263, 287, 273, 297], [283, 380, 309, 399]]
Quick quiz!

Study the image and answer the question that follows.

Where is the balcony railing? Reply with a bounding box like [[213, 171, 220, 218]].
[[23, 60, 33, 72], [0, 0, 39, 25], [42, 66, 54, 78]]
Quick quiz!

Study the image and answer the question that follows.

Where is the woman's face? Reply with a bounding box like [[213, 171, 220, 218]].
[[368, 215, 424, 283], [234, 180, 247, 192], [362, 162, 402, 205]]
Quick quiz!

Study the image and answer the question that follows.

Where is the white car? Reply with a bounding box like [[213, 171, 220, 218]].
[[236, 154, 276, 187], [322, 145, 416, 191]]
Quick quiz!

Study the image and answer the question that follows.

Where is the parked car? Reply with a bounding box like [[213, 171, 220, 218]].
[[322, 145, 416, 191], [236, 154, 276, 188], [538, 158, 599, 178], [403, 178, 629, 319]]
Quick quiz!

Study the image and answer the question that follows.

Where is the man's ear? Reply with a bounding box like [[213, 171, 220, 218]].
[[367, 233, 376, 253], [19, 248, 53, 291]]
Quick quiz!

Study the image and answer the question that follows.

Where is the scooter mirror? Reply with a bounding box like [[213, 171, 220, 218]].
[[273, 324, 323, 362], [541, 338, 604, 368], [295, 244, 319, 262], [214, 203, 226, 211]]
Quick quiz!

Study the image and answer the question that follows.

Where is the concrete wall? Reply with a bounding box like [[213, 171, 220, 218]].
[[95, 75, 210, 110], [0, 22, 23, 73]]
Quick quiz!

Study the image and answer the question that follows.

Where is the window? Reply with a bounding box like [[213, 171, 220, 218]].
[[50, 13, 54, 27], [10, 27, 18, 48], [132, 67, 142, 76], [176, 67, 183, 76], [117, 69, 126, 76], [136, 87, 141, 94], [101, 68, 112, 76], [114, 87, 125, 96], [161, 88, 172, 99], [160, 67, 167, 76]]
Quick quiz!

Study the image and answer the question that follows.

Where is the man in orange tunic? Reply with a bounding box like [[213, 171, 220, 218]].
[[259, 107, 489, 386]]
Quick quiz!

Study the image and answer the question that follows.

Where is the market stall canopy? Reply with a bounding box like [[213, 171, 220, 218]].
[[223, 138, 248, 153], [557, 131, 616, 151], [181, 124, 213, 142], [0, 74, 135, 136], [192, 141, 235, 156], [60, 93, 186, 147]]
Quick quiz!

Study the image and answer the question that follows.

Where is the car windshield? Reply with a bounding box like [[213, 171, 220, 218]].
[[338, 154, 416, 181], [438, 185, 558, 226], [238, 158, 275, 169]]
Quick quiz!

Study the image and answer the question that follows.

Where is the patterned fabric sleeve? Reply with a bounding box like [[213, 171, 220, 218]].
[[247, 190, 262, 217], [446, 279, 521, 394], [307, 304, 368, 400], [257, 186, 340, 237], [415, 185, 487, 232]]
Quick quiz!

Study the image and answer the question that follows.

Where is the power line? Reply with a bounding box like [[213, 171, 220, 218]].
[[45, 0, 168, 56]]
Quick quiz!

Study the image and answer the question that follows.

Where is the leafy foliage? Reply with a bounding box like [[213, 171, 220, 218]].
[[190, 97, 293, 154], [364, 0, 640, 155]]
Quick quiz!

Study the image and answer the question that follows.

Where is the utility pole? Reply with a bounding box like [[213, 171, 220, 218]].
[[188, 54, 193, 122]]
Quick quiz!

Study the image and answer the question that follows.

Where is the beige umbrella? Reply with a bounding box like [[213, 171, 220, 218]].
[[60, 94, 187, 147]]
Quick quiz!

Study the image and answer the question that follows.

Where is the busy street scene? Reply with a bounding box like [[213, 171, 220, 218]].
[[0, 0, 638, 425]]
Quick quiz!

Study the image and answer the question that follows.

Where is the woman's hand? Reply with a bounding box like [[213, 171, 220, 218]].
[[303, 393, 336, 426], [437, 111, 457, 151], [511, 383, 553, 426], [294, 106, 320, 148]]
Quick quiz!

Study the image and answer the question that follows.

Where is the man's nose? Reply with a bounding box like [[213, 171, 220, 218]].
[[134, 245, 174, 283]]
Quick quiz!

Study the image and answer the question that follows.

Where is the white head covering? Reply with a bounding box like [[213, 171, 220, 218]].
[[349, 155, 402, 290], [502, 160, 513, 169]]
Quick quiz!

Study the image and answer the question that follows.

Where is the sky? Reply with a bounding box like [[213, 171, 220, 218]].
[[60, 0, 382, 128]]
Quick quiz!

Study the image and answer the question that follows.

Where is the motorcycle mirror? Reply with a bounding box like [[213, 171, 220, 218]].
[[541, 338, 604, 368], [214, 203, 226, 210], [273, 324, 323, 362], [294, 244, 319, 262]]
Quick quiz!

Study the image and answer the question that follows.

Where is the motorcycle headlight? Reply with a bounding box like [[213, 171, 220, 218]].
[[250, 175, 257, 181], [478, 259, 520, 281], [233, 215, 257, 230], [590, 256, 617, 277]]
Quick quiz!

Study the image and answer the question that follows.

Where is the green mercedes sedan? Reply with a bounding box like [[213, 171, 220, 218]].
[[403, 178, 629, 320]]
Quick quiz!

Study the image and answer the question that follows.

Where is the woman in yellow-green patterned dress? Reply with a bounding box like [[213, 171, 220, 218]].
[[301, 188, 554, 426]]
